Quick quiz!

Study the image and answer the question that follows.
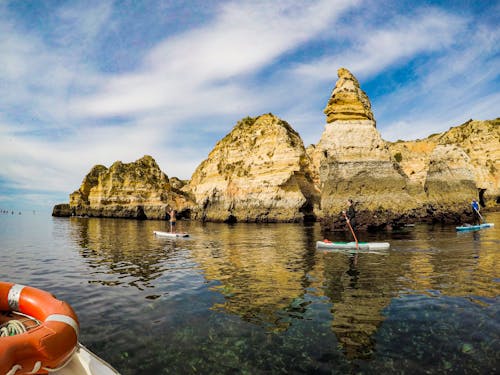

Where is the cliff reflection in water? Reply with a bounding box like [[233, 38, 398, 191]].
[[312, 252, 396, 359], [67, 215, 499, 361], [68, 217, 170, 290], [190, 224, 318, 332]]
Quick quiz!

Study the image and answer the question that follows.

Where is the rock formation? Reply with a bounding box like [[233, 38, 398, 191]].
[[423, 144, 477, 221], [315, 68, 421, 229], [323, 68, 375, 123], [53, 68, 498, 225], [432, 119, 500, 205], [387, 118, 500, 208], [189, 114, 320, 222], [58, 155, 193, 219]]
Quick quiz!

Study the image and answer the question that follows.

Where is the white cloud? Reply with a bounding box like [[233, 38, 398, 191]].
[[375, 21, 500, 141], [71, 0, 359, 118], [290, 8, 465, 81]]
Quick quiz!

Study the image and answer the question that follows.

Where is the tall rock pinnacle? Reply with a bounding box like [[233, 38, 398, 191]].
[[323, 68, 375, 124]]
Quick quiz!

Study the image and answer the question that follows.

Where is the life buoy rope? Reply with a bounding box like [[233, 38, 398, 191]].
[[0, 282, 80, 375]]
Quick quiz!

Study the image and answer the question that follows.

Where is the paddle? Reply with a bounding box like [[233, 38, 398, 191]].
[[473, 207, 485, 223], [343, 211, 359, 249]]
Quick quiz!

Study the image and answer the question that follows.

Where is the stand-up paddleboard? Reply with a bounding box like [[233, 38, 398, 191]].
[[153, 230, 189, 238], [456, 223, 494, 231], [316, 241, 390, 251]]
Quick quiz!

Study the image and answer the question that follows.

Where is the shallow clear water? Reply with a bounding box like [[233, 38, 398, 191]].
[[1, 212, 499, 374]]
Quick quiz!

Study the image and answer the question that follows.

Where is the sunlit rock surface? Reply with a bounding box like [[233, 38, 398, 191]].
[[64, 155, 193, 219], [316, 68, 421, 229], [189, 114, 320, 222], [323, 67, 375, 123], [387, 118, 500, 208], [432, 119, 500, 206], [53, 67, 498, 224], [423, 144, 477, 221]]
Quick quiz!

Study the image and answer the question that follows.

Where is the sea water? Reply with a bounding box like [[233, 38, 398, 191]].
[[0, 212, 498, 374]]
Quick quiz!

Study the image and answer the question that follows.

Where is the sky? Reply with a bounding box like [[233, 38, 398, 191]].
[[1, 0, 499, 212]]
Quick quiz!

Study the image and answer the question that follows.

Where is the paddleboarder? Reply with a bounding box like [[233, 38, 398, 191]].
[[169, 208, 177, 233], [471, 199, 481, 225], [343, 199, 356, 228]]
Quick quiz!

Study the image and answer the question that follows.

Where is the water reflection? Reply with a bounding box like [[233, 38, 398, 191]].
[[68, 217, 172, 290], [311, 252, 394, 359], [189, 223, 318, 332], [65, 214, 499, 364]]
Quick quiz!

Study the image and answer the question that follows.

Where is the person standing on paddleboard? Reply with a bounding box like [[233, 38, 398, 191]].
[[343, 199, 356, 228], [169, 208, 177, 233], [471, 199, 481, 225]]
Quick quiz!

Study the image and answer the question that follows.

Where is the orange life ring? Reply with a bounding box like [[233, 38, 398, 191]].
[[0, 282, 79, 375]]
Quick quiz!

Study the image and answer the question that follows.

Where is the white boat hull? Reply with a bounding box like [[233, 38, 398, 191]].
[[55, 344, 119, 375]]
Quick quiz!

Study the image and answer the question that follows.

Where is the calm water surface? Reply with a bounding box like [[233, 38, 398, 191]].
[[1, 212, 499, 374]]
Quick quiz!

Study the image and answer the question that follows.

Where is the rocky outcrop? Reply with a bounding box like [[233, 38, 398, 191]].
[[323, 67, 375, 123], [432, 119, 500, 206], [314, 68, 495, 229], [189, 114, 320, 222], [52, 203, 72, 217], [62, 155, 193, 219], [423, 145, 477, 222], [387, 118, 500, 208], [53, 67, 498, 225], [316, 68, 422, 229]]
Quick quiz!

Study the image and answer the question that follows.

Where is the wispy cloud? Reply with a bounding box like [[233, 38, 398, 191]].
[[375, 19, 500, 140], [290, 7, 464, 81], [71, 0, 358, 118]]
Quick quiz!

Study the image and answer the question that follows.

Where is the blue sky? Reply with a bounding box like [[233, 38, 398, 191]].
[[1, 0, 499, 212]]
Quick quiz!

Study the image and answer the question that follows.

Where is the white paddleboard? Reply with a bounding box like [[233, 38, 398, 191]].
[[153, 230, 189, 238], [316, 241, 390, 251]]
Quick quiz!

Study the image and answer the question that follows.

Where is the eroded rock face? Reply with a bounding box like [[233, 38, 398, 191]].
[[387, 118, 500, 208], [53, 67, 498, 224], [67, 155, 193, 219], [435, 119, 500, 206], [317, 120, 421, 229], [423, 145, 477, 222], [424, 144, 477, 203], [316, 68, 421, 229], [52, 203, 71, 217], [323, 68, 375, 124], [314, 68, 495, 228], [387, 141, 436, 187], [189, 114, 320, 222]]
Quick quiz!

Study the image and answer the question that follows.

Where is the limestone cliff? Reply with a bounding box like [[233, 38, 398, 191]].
[[387, 118, 500, 207], [316, 68, 421, 229], [432, 119, 500, 204], [424, 144, 477, 208], [189, 114, 320, 222], [386, 141, 436, 187], [64, 155, 193, 219], [323, 67, 375, 124], [53, 67, 498, 224]]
